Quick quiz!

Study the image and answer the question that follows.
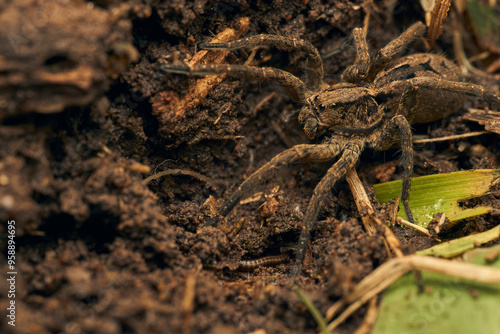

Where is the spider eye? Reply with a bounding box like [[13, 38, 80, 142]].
[[330, 103, 336, 108], [319, 104, 326, 111]]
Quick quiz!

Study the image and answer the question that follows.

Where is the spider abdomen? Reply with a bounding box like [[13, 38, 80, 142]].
[[374, 53, 465, 124]]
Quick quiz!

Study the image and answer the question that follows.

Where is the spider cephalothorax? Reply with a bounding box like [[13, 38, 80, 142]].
[[161, 22, 500, 275], [299, 85, 381, 139]]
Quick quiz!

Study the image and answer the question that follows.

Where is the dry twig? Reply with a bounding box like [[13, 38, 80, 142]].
[[425, 0, 451, 48], [353, 297, 379, 334], [412, 131, 488, 143], [396, 216, 432, 237], [346, 169, 403, 257]]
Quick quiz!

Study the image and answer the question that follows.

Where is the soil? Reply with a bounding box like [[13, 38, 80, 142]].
[[1, 1, 500, 333]]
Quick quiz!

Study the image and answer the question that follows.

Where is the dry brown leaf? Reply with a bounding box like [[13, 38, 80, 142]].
[[153, 17, 250, 124]]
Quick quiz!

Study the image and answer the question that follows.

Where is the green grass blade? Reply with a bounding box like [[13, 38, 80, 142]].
[[373, 169, 500, 227], [417, 224, 500, 258], [291, 282, 330, 334]]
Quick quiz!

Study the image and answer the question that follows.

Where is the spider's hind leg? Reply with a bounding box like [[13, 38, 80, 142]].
[[406, 77, 500, 109]]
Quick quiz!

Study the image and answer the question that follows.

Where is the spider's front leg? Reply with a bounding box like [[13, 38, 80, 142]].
[[206, 142, 344, 226], [198, 34, 324, 90], [161, 63, 308, 102], [370, 22, 426, 76], [292, 138, 364, 276], [341, 28, 370, 83], [342, 21, 426, 83]]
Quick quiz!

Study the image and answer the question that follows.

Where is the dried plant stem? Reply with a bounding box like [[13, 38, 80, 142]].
[[396, 217, 431, 237], [426, 0, 451, 47], [453, 17, 500, 80], [353, 297, 379, 334], [413, 131, 488, 143], [345, 168, 378, 235], [326, 255, 500, 331], [346, 169, 403, 257]]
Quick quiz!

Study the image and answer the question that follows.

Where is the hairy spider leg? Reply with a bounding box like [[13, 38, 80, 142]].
[[392, 115, 414, 223], [341, 28, 370, 82], [369, 21, 426, 79], [367, 110, 415, 223], [292, 138, 364, 276], [404, 77, 500, 108], [160, 63, 308, 102], [205, 143, 343, 226], [342, 22, 426, 83], [392, 84, 418, 223], [389, 76, 500, 219], [199, 34, 324, 90]]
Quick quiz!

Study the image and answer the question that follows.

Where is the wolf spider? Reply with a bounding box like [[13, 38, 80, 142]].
[[162, 21, 500, 275]]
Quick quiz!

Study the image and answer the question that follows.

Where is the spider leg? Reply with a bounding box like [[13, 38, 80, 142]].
[[343, 21, 426, 83], [370, 96, 415, 223], [341, 28, 370, 83], [161, 63, 308, 102], [370, 22, 426, 76], [199, 34, 324, 90], [391, 114, 414, 224], [292, 139, 364, 276], [406, 77, 500, 108], [376, 76, 500, 124], [206, 142, 344, 226]]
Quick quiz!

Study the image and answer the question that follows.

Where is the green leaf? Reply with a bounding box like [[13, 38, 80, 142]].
[[372, 246, 500, 334], [373, 169, 500, 227], [417, 224, 500, 258]]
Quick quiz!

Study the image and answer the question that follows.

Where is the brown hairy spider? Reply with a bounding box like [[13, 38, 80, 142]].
[[161, 22, 500, 275]]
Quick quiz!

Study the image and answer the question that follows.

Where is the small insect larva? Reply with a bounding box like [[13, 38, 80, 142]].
[[238, 253, 290, 271]]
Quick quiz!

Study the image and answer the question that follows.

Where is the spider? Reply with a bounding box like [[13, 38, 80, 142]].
[[161, 21, 500, 275]]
